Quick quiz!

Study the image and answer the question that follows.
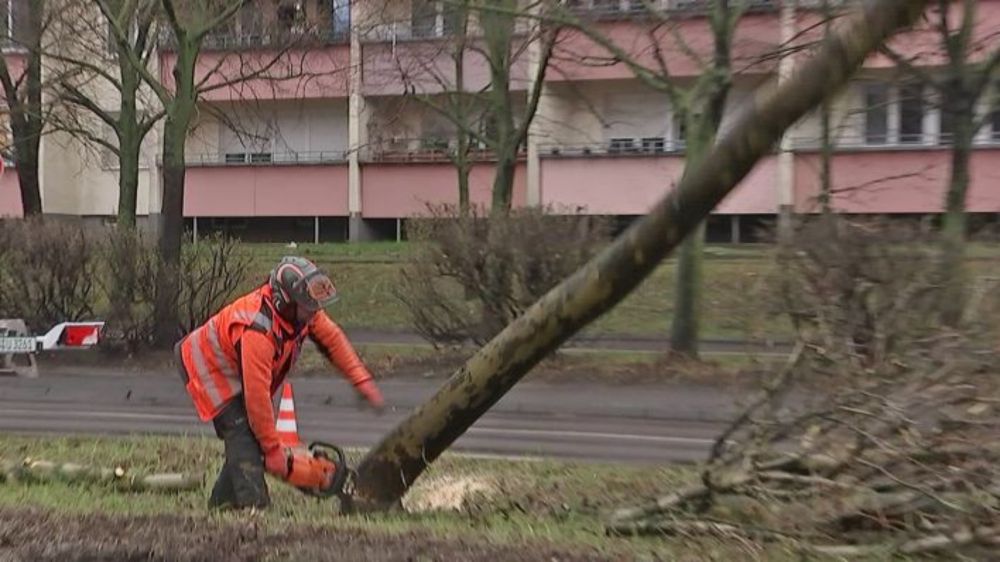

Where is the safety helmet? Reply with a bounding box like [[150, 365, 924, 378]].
[[269, 256, 339, 318]]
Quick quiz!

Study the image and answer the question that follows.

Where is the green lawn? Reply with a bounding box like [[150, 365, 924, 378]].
[[0, 434, 860, 561], [237, 242, 790, 339], [234, 240, 1000, 343]]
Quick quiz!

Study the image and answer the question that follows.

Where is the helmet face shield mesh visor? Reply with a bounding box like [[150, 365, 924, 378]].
[[297, 271, 339, 311]]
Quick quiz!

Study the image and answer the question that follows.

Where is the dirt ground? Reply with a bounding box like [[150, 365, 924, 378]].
[[0, 508, 617, 562]]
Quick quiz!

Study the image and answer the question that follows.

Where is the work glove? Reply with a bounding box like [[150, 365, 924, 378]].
[[356, 379, 385, 415], [264, 446, 292, 480]]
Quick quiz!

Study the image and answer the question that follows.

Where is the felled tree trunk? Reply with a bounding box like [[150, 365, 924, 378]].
[[1, 459, 201, 493], [349, 0, 931, 513]]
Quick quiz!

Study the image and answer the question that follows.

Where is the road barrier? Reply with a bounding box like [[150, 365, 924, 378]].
[[0, 320, 105, 378]]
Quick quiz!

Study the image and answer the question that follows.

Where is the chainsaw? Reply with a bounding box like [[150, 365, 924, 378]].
[[285, 441, 353, 502]]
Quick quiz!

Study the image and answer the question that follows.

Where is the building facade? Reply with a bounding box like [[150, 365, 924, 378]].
[[1, 0, 999, 242]]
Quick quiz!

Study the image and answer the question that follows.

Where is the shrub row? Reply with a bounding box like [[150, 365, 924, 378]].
[[0, 218, 252, 353]]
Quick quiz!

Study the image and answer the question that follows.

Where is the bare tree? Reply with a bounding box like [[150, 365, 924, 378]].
[[882, 0, 1000, 324], [103, 0, 346, 345], [373, 0, 556, 214], [346, 0, 931, 513], [48, 0, 165, 229], [545, 0, 762, 357], [0, 0, 52, 215]]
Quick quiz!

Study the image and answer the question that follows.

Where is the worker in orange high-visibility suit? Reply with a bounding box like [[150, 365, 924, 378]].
[[174, 256, 384, 510]]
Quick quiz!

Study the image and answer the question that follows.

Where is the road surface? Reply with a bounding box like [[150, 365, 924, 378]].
[[0, 371, 745, 464]]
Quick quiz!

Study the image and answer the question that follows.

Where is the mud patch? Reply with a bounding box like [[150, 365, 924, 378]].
[[404, 474, 498, 513], [0, 508, 611, 562]]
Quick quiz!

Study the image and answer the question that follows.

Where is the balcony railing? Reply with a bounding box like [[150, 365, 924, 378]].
[[185, 150, 349, 167], [560, 0, 780, 19], [539, 138, 686, 157], [790, 130, 1000, 151], [363, 137, 528, 163], [160, 24, 349, 51]]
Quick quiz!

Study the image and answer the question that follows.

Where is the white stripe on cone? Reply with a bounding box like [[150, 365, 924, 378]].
[[276, 418, 298, 432]]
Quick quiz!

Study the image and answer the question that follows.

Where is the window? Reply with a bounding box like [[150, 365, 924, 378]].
[[608, 137, 634, 153], [991, 104, 1000, 142], [863, 83, 889, 145], [593, 0, 622, 14], [329, 0, 350, 38], [898, 83, 924, 144], [673, 113, 687, 148], [939, 100, 955, 145], [224, 153, 248, 164], [249, 152, 273, 164], [411, 0, 438, 38], [1, 0, 30, 44], [641, 137, 665, 153], [441, 2, 465, 36]]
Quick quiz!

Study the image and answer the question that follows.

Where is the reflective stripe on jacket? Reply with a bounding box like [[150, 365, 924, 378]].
[[179, 285, 277, 421]]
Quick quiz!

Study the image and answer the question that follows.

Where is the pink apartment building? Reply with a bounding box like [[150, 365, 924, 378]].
[[2, 0, 999, 243]]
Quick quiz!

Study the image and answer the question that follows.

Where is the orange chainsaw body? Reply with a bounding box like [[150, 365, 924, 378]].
[[285, 441, 350, 498]]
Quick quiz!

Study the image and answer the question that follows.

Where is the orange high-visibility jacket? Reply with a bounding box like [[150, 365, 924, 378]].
[[179, 283, 373, 453]]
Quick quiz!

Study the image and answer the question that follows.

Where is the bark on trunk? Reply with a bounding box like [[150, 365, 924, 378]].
[[116, 52, 143, 229], [670, 123, 712, 356], [819, 97, 833, 213], [490, 153, 517, 213], [939, 99, 974, 326], [153, 48, 196, 348], [348, 0, 929, 512], [11, 126, 42, 216]]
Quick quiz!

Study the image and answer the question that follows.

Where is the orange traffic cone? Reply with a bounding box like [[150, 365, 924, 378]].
[[276, 383, 303, 447]]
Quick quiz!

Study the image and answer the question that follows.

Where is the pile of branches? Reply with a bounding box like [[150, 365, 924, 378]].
[[609, 217, 1000, 557]]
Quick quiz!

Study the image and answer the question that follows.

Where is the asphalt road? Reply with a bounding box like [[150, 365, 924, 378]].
[[0, 371, 743, 464]]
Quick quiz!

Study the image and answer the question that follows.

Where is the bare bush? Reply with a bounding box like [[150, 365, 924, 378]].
[[397, 204, 612, 347], [177, 233, 253, 335], [610, 217, 1000, 558], [97, 227, 160, 353], [0, 218, 97, 332]]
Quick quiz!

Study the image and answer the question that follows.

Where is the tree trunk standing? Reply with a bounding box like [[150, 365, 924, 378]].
[[456, 139, 472, 216], [348, 0, 929, 512], [116, 50, 143, 229], [669, 117, 713, 357], [9, 118, 42, 215], [818, 0, 834, 214], [939, 93, 975, 325], [669, 0, 734, 358], [0, 0, 45, 216], [818, 95, 833, 213], [490, 151, 517, 212], [481, 0, 518, 215], [153, 47, 197, 347]]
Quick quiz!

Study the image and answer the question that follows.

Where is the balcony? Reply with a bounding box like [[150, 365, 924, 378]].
[[539, 150, 778, 215], [184, 159, 349, 217], [361, 161, 527, 218], [159, 0, 351, 52]]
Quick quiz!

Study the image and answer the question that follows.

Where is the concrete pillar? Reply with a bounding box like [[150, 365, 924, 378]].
[[776, 0, 798, 243], [396, 218, 402, 242], [730, 215, 741, 244], [347, 0, 365, 241], [192, 217, 199, 244], [314, 216, 320, 244]]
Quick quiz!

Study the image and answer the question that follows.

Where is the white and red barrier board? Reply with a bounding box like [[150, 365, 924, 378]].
[[0, 321, 105, 352]]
